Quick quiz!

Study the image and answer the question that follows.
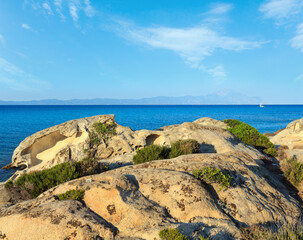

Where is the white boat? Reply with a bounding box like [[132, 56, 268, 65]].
[[260, 103, 264, 108]]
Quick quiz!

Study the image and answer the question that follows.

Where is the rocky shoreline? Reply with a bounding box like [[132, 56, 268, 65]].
[[0, 115, 303, 239]]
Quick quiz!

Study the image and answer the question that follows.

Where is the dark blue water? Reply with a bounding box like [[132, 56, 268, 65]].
[[0, 105, 302, 182]]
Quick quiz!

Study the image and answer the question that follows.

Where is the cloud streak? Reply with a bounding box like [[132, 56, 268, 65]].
[[114, 20, 265, 75], [0, 58, 50, 91], [291, 23, 303, 52], [21, 23, 33, 31], [259, 0, 303, 20], [28, 0, 96, 23]]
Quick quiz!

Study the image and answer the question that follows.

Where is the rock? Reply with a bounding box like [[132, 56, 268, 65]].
[[0, 116, 302, 239], [271, 118, 303, 162], [7, 115, 264, 181], [0, 196, 118, 240]]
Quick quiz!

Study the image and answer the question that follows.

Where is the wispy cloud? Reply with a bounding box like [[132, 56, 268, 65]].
[[0, 34, 5, 47], [113, 20, 265, 76], [259, 0, 303, 20], [208, 3, 233, 15], [42, 2, 53, 15], [21, 23, 33, 31], [0, 58, 50, 90], [291, 23, 303, 52], [27, 0, 96, 23]]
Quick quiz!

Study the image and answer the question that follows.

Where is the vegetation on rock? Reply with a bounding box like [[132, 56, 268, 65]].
[[169, 139, 200, 159], [282, 158, 303, 187], [133, 144, 171, 164], [241, 224, 303, 240], [7, 158, 108, 197], [92, 121, 116, 141], [223, 119, 277, 157], [133, 139, 200, 164], [57, 189, 85, 201], [4, 180, 13, 189], [159, 228, 189, 240], [193, 167, 232, 190]]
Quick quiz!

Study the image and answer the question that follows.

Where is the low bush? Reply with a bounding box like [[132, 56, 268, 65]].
[[133, 144, 170, 164], [169, 139, 200, 159], [57, 189, 85, 201], [133, 139, 200, 164], [282, 158, 303, 187], [88, 120, 117, 147], [241, 224, 303, 240], [159, 228, 189, 240], [4, 180, 13, 189], [223, 119, 277, 157], [10, 158, 108, 197], [193, 167, 232, 190]]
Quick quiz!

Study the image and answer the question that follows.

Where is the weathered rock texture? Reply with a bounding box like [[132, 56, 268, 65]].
[[271, 118, 303, 162], [0, 115, 302, 239]]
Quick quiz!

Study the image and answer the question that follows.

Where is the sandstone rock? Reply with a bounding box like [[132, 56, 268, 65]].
[[33, 153, 301, 239], [0, 116, 302, 239], [6, 115, 264, 181], [271, 118, 303, 162]]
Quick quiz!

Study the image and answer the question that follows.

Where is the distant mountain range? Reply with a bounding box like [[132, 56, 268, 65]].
[[0, 92, 262, 105]]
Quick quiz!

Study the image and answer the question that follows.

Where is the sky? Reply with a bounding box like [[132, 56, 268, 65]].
[[0, 0, 303, 103]]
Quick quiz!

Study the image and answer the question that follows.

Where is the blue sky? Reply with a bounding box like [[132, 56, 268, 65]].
[[0, 0, 303, 103]]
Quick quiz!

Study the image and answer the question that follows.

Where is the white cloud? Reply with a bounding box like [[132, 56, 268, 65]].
[[0, 58, 49, 90], [201, 65, 227, 79], [114, 20, 265, 71], [27, 0, 96, 23], [291, 23, 303, 52], [0, 34, 5, 47], [259, 0, 303, 20], [42, 2, 53, 15], [21, 23, 32, 30], [84, 0, 96, 17], [69, 3, 79, 22], [208, 3, 233, 15]]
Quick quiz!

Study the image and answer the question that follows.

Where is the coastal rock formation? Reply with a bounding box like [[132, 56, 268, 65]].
[[271, 117, 303, 162], [1, 153, 302, 239], [7, 115, 263, 181], [1, 115, 302, 239]]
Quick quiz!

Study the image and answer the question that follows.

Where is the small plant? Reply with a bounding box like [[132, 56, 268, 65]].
[[89, 131, 100, 145], [11, 158, 108, 198], [93, 121, 116, 139], [241, 224, 303, 240], [282, 158, 303, 187], [223, 119, 277, 157], [57, 189, 85, 201], [133, 144, 170, 164], [241, 225, 272, 240], [169, 139, 200, 159], [159, 228, 189, 240], [4, 180, 13, 189], [193, 167, 232, 190]]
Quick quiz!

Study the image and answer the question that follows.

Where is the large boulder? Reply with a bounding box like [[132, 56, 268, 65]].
[[271, 118, 303, 162], [0, 152, 301, 239]]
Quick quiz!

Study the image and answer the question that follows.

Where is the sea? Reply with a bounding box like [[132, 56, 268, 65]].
[[0, 105, 303, 182]]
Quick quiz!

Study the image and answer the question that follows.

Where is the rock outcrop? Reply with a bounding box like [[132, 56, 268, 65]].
[[0, 115, 302, 240], [271, 118, 303, 162]]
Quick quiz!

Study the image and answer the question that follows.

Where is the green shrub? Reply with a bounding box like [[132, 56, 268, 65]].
[[223, 119, 277, 157], [169, 139, 200, 159], [241, 224, 303, 240], [13, 158, 108, 198], [193, 167, 232, 190], [57, 189, 85, 201], [159, 228, 189, 240], [133, 144, 170, 164], [283, 158, 303, 187], [4, 180, 13, 189], [93, 121, 116, 139]]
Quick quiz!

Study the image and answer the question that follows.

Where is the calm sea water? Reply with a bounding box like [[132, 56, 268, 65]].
[[0, 105, 302, 182]]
